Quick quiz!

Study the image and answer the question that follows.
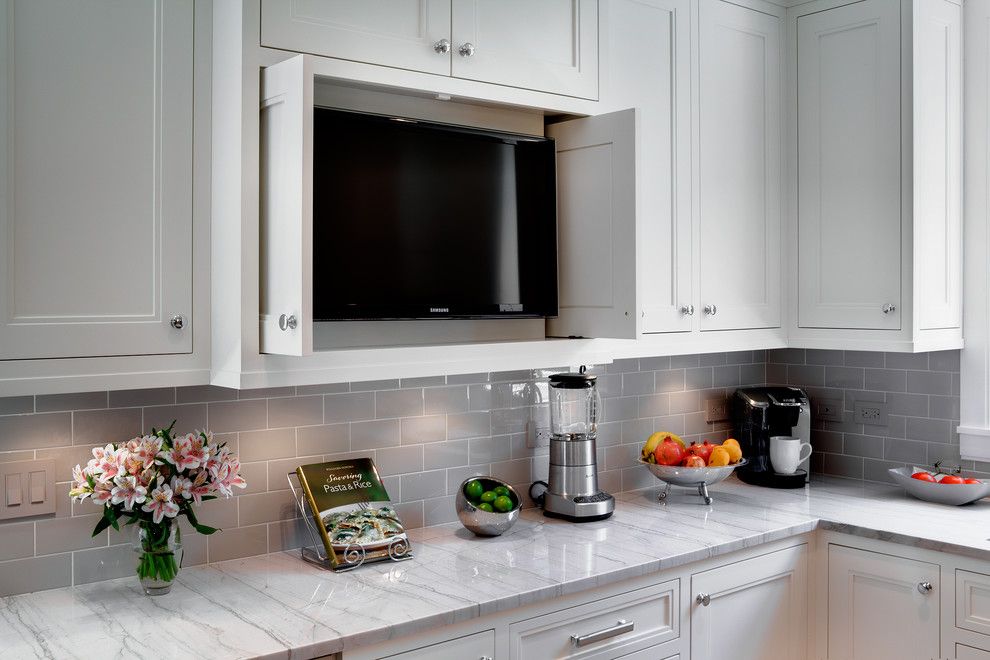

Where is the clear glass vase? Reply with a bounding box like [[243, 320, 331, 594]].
[[133, 521, 182, 596]]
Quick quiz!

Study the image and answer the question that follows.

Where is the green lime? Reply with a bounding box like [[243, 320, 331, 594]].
[[477, 502, 494, 512], [480, 490, 497, 504], [464, 480, 484, 501], [493, 495, 514, 513], [493, 485, 510, 497]]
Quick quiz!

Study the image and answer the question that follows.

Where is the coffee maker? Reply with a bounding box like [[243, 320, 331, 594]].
[[733, 386, 811, 488], [530, 368, 614, 522]]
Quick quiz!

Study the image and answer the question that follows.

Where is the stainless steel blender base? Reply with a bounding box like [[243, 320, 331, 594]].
[[542, 490, 615, 521]]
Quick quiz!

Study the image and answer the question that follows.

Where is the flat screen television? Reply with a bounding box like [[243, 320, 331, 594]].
[[312, 108, 558, 321]]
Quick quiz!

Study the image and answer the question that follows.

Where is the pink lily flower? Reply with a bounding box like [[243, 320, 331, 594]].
[[142, 479, 180, 524], [110, 474, 147, 511], [170, 475, 193, 500], [214, 458, 247, 498], [163, 433, 205, 472], [188, 470, 212, 505], [92, 484, 113, 506]]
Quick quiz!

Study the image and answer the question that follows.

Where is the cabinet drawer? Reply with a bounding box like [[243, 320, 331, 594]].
[[957, 570, 990, 637], [508, 580, 678, 659], [957, 644, 990, 660], [382, 629, 493, 659]]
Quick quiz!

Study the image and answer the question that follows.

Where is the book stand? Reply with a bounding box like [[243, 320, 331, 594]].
[[287, 471, 413, 572]]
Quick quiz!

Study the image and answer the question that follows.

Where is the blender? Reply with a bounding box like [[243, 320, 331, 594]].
[[530, 367, 614, 521]]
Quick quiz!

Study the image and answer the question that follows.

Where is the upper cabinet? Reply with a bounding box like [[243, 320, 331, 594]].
[[0, 0, 194, 360], [697, 0, 781, 332], [260, 0, 599, 100], [789, 0, 962, 351]]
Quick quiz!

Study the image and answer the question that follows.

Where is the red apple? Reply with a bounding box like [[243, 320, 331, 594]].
[[654, 438, 685, 466]]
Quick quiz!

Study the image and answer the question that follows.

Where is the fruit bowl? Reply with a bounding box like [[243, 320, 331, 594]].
[[888, 467, 990, 506], [455, 476, 522, 537], [639, 458, 748, 504]]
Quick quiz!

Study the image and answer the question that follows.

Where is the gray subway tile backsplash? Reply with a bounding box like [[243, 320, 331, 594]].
[[0, 348, 962, 597]]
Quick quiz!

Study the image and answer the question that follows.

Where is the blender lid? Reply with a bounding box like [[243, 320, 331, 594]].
[[549, 369, 597, 389]]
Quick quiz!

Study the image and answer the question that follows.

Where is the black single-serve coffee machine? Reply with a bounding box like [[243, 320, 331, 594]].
[[732, 386, 811, 488]]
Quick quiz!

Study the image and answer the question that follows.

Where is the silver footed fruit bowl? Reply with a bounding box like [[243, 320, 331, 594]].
[[638, 458, 748, 504], [455, 476, 522, 537]]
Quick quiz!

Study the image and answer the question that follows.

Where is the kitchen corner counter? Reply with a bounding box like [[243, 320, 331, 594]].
[[3, 476, 990, 659]]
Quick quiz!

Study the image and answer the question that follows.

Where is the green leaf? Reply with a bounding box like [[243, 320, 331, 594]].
[[105, 505, 120, 531], [193, 524, 219, 536], [92, 515, 112, 537]]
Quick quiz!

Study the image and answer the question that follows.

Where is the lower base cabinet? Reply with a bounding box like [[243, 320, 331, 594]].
[[958, 646, 990, 660], [826, 543, 940, 660], [380, 630, 494, 659], [690, 544, 808, 660]]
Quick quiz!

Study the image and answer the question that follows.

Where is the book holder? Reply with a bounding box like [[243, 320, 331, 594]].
[[287, 471, 413, 572]]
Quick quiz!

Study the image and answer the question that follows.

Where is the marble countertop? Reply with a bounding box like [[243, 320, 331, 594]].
[[4, 476, 990, 659]]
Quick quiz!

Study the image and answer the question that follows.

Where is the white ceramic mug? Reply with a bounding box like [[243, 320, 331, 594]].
[[769, 436, 812, 475]]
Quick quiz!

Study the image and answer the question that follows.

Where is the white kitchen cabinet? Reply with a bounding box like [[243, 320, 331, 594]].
[[690, 543, 808, 660], [697, 0, 782, 332], [260, 0, 599, 100], [0, 0, 194, 360], [382, 629, 494, 659], [958, 645, 990, 660], [827, 543, 940, 660], [788, 0, 963, 351]]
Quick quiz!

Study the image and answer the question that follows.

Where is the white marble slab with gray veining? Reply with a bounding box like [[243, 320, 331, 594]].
[[3, 475, 990, 659]]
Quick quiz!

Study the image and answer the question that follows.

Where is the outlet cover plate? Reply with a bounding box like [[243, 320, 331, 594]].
[[854, 401, 888, 427], [526, 421, 552, 448], [817, 398, 844, 422], [705, 398, 730, 423]]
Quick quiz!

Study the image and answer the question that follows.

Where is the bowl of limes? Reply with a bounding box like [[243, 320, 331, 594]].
[[456, 476, 521, 537]]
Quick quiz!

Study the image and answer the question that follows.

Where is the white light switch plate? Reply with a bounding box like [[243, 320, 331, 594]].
[[0, 459, 56, 520]]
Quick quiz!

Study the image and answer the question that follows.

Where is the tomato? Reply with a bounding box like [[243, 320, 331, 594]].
[[911, 472, 936, 482], [940, 475, 966, 484], [964, 478, 983, 485], [681, 455, 706, 468]]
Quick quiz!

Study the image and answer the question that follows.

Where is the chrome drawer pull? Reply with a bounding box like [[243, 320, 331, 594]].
[[570, 619, 634, 647]]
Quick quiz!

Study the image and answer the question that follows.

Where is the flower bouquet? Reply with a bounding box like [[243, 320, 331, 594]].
[[69, 421, 246, 595]]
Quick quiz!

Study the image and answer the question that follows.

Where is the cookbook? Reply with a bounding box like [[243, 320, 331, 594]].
[[295, 458, 410, 568]]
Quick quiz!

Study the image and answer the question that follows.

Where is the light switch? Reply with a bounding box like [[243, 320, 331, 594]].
[[30, 471, 45, 504], [6, 474, 21, 506]]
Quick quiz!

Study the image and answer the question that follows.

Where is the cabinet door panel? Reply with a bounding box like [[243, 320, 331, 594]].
[[691, 544, 807, 660], [547, 109, 638, 339], [0, 0, 193, 359], [797, 0, 901, 330], [261, 0, 452, 76], [451, 0, 598, 100], [605, 0, 692, 334], [382, 630, 493, 659], [827, 544, 939, 660], [913, 0, 962, 331], [698, 0, 781, 331]]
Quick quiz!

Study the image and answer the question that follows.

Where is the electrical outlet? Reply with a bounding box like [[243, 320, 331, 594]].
[[817, 398, 844, 422], [526, 421, 552, 448], [705, 398, 730, 423], [854, 401, 888, 426]]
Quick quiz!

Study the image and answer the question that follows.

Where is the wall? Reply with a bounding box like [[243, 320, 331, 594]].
[[0, 350, 765, 596], [766, 349, 973, 481]]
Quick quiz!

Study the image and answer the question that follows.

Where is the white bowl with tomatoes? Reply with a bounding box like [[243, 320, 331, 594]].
[[888, 466, 990, 506]]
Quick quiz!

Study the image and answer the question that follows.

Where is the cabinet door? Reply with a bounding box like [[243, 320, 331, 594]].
[[604, 0, 692, 334], [827, 544, 939, 660], [0, 0, 193, 359], [260, 55, 314, 356], [450, 0, 598, 100], [957, 645, 990, 660], [796, 0, 902, 330], [697, 0, 781, 331], [691, 544, 808, 660], [260, 0, 452, 77], [546, 109, 638, 339], [913, 0, 962, 331], [382, 630, 494, 659]]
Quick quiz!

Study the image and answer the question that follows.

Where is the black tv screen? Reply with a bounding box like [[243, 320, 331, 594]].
[[312, 108, 558, 321]]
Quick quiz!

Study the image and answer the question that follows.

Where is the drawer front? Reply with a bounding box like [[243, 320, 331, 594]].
[[508, 580, 678, 659], [616, 648, 679, 660], [957, 644, 990, 660], [958, 570, 990, 637], [383, 629, 494, 659]]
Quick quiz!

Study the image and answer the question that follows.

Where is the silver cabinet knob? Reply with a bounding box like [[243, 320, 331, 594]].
[[703, 305, 717, 316], [696, 593, 711, 606], [918, 581, 934, 594], [433, 38, 451, 54], [169, 315, 185, 330], [458, 42, 475, 57], [680, 305, 695, 316], [882, 303, 896, 314], [278, 314, 297, 331]]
